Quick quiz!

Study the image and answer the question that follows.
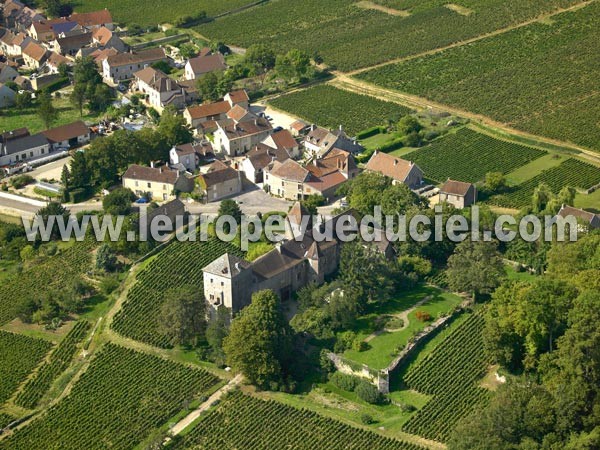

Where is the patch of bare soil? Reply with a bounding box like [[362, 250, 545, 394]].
[[355, 1, 410, 17], [445, 3, 474, 16]]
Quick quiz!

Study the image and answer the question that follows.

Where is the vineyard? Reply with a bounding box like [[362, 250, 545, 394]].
[[0, 331, 52, 405], [0, 413, 14, 429], [489, 158, 600, 208], [15, 320, 90, 409], [0, 344, 220, 450], [404, 128, 546, 183], [401, 312, 490, 442], [74, 0, 253, 26], [0, 239, 94, 326], [199, 0, 580, 71], [169, 390, 424, 450], [357, 1, 600, 151], [269, 85, 409, 135], [112, 237, 243, 348]]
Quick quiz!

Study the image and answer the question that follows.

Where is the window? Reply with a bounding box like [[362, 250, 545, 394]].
[[135, 181, 138, 187], [221, 281, 224, 287], [147, 182, 151, 188], [29, 151, 33, 157], [211, 278, 213, 283], [163, 184, 166, 190]]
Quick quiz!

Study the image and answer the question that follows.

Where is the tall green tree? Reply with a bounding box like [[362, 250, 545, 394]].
[[37, 91, 59, 130], [157, 107, 193, 147], [223, 290, 292, 388], [70, 83, 86, 117], [159, 286, 207, 347]]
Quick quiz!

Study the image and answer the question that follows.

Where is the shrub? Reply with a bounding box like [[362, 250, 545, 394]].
[[334, 330, 356, 353], [360, 413, 374, 425], [99, 274, 120, 295], [415, 310, 432, 322], [352, 338, 369, 352], [10, 174, 35, 189], [356, 126, 384, 140], [378, 138, 404, 153], [329, 372, 359, 392], [69, 187, 92, 203], [354, 380, 384, 404]]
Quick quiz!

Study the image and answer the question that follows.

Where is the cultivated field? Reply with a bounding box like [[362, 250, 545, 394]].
[[73, 0, 253, 26], [0, 331, 52, 405], [401, 312, 489, 442], [489, 158, 600, 209], [0, 240, 94, 326], [170, 390, 425, 449], [198, 0, 580, 71], [357, 2, 600, 151], [112, 238, 243, 348], [0, 344, 220, 450], [404, 128, 546, 183], [269, 85, 410, 135]]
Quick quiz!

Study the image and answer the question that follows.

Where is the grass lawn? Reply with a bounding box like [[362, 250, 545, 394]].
[[575, 189, 600, 212], [344, 287, 463, 370], [360, 132, 396, 151], [0, 96, 102, 134], [505, 153, 567, 185]]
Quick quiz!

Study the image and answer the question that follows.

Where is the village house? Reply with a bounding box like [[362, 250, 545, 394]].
[[0, 129, 51, 166], [195, 160, 242, 202], [0, 62, 18, 83], [184, 53, 226, 80], [213, 109, 273, 156], [438, 179, 477, 209], [304, 125, 364, 158], [67, 10, 114, 31], [122, 164, 194, 201], [102, 47, 167, 83], [289, 119, 310, 137], [262, 129, 301, 159], [0, 30, 33, 57], [3, 0, 44, 31], [14, 75, 32, 90], [557, 205, 600, 232], [365, 151, 423, 189], [240, 143, 290, 184], [264, 159, 310, 200], [169, 141, 215, 172], [0, 83, 16, 107], [132, 66, 197, 113], [29, 18, 79, 42], [45, 51, 71, 73], [51, 31, 93, 57], [90, 26, 126, 51], [202, 204, 393, 316], [22, 40, 49, 69], [41, 121, 91, 149], [183, 89, 249, 133]]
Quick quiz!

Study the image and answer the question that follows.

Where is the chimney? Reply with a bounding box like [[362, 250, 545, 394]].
[[394, 159, 398, 166], [339, 125, 343, 132], [234, 262, 240, 271], [311, 124, 316, 131], [150, 160, 155, 168]]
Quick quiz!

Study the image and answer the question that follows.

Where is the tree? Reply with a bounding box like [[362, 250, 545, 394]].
[[446, 240, 505, 299], [159, 286, 206, 347], [73, 56, 102, 86], [532, 183, 552, 213], [484, 172, 507, 193], [196, 71, 220, 102], [69, 151, 90, 189], [157, 107, 193, 147], [218, 199, 242, 225], [223, 290, 292, 388], [96, 243, 118, 272], [346, 171, 391, 216], [206, 305, 229, 366], [102, 187, 135, 215], [245, 44, 276, 84], [15, 91, 32, 109], [88, 83, 114, 112], [35, 202, 70, 241], [397, 115, 422, 135], [301, 194, 325, 216], [37, 91, 58, 130], [70, 83, 87, 117]]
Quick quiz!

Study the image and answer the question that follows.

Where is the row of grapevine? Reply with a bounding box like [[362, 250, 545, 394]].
[[15, 320, 91, 409], [0, 330, 52, 405], [170, 390, 424, 450], [404, 128, 546, 183], [489, 158, 600, 208], [269, 84, 410, 135], [0, 343, 220, 450], [112, 237, 244, 348], [357, 1, 600, 150], [401, 312, 490, 442], [0, 239, 94, 326], [199, 0, 580, 71], [0, 413, 14, 429]]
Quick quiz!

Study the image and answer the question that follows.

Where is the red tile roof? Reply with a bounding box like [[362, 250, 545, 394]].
[[123, 164, 179, 184], [42, 121, 89, 143], [440, 179, 473, 196], [68, 10, 113, 28], [365, 151, 421, 183], [186, 100, 231, 119], [187, 53, 226, 75]]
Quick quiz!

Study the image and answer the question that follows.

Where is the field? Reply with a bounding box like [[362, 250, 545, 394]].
[[0, 240, 94, 326], [0, 413, 14, 429], [170, 390, 424, 450], [198, 0, 580, 72], [15, 320, 90, 410], [112, 237, 244, 348], [0, 96, 102, 135], [0, 344, 220, 450], [401, 312, 490, 442], [490, 158, 600, 208], [269, 85, 409, 135], [0, 331, 52, 405], [357, 1, 600, 151], [404, 128, 546, 183], [73, 0, 253, 26], [343, 287, 463, 370]]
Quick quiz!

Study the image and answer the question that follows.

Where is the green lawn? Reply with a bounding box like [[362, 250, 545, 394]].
[[344, 287, 463, 370], [0, 96, 102, 134], [575, 189, 600, 212], [360, 132, 396, 151], [505, 265, 538, 282], [505, 153, 567, 186]]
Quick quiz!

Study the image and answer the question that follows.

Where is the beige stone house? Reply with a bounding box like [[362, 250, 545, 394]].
[[213, 110, 273, 156], [132, 66, 196, 113], [102, 47, 166, 83], [184, 53, 226, 80], [122, 164, 193, 201], [22, 41, 48, 69], [557, 205, 600, 232], [196, 160, 242, 202], [438, 179, 477, 209], [183, 89, 249, 134], [304, 125, 364, 157], [365, 151, 423, 189]]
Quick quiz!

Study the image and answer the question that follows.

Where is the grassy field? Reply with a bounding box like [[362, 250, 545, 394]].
[[403, 128, 546, 183], [0, 96, 101, 134], [269, 85, 409, 135], [344, 286, 463, 370], [198, 0, 579, 72], [73, 0, 253, 26], [357, 1, 600, 151], [504, 153, 567, 185]]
